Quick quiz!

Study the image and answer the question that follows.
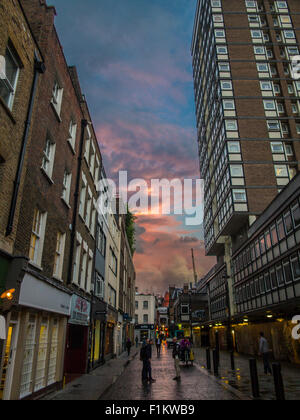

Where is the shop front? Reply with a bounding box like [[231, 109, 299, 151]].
[[105, 307, 118, 360], [0, 273, 71, 400], [135, 324, 155, 342], [64, 294, 91, 383], [89, 297, 107, 370]]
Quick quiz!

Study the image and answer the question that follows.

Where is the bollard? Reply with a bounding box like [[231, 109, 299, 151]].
[[272, 363, 285, 401], [230, 350, 235, 371], [206, 347, 211, 371], [213, 349, 219, 376], [249, 358, 260, 399]]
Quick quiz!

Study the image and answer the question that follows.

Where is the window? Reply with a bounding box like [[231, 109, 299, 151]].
[[212, 0, 221, 7], [283, 259, 293, 284], [233, 189, 247, 202], [29, 209, 47, 267], [292, 201, 300, 228], [251, 30, 262, 39], [108, 285, 116, 307], [254, 46, 265, 55], [97, 224, 107, 257], [257, 63, 269, 73], [213, 15, 223, 23], [223, 100, 235, 110], [215, 29, 225, 38], [230, 165, 244, 177], [271, 142, 284, 153], [228, 141, 240, 153], [95, 272, 104, 298], [271, 224, 278, 245], [41, 138, 56, 180], [217, 46, 228, 54], [246, 1, 257, 8], [79, 176, 87, 217], [181, 304, 189, 315], [143, 301, 149, 310], [73, 239, 81, 285], [143, 314, 149, 324], [267, 121, 280, 131], [221, 81, 232, 90], [110, 248, 118, 276], [135, 301, 138, 310], [275, 165, 288, 178], [284, 211, 293, 234], [62, 171, 72, 205], [219, 63, 230, 72], [53, 232, 66, 279], [51, 79, 63, 116], [277, 1, 287, 9], [80, 247, 88, 289], [291, 254, 300, 280], [261, 82, 272, 91], [249, 15, 259, 23], [225, 120, 238, 131], [264, 100, 276, 111], [68, 120, 77, 150], [284, 30, 295, 39], [0, 46, 20, 110], [277, 217, 285, 241]]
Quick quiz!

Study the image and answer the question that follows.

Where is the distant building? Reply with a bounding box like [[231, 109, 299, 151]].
[[134, 294, 156, 342]]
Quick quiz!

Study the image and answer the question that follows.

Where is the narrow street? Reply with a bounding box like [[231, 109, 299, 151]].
[[101, 345, 242, 401]]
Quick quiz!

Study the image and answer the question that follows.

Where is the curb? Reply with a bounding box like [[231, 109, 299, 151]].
[[194, 360, 252, 401], [98, 351, 138, 400]]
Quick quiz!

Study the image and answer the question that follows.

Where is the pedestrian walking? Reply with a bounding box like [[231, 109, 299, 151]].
[[172, 337, 181, 381], [259, 332, 272, 375], [140, 339, 156, 383], [135, 336, 139, 348], [156, 336, 162, 357], [126, 338, 132, 357]]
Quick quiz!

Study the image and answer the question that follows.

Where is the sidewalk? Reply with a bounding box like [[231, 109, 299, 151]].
[[194, 347, 300, 400], [41, 349, 139, 400]]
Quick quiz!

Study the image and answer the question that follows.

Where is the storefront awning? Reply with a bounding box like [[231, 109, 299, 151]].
[[0, 315, 6, 340]]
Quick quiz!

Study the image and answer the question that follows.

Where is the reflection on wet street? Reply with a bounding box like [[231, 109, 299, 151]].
[[101, 344, 240, 400]]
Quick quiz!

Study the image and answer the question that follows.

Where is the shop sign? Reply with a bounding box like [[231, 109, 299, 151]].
[[0, 315, 6, 340], [135, 324, 155, 330], [19, 274, 71, 316], [69, 295, 91, 326]]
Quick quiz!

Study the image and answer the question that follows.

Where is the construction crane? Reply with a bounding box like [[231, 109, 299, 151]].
[[191, 248, 198, 287]]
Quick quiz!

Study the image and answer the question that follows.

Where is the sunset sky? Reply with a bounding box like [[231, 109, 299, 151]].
[[52, 0, 215, 294]]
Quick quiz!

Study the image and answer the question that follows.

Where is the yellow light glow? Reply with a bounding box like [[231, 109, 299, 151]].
[[1, 289, 15, 301]]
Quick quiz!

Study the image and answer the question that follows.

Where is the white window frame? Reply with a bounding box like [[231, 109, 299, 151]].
[[53, 232, 66, 280], [0, 46, 20, 110]]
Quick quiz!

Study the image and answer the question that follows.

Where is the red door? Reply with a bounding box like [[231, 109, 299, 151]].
[[65, 325, 88, 375]]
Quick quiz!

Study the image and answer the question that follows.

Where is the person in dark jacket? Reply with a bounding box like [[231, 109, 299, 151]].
[[126, 338, 132, 356], [140, 339, 156, 383], [172, 338, 181, 381]]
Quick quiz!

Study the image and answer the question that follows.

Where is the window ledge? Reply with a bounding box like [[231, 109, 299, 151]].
[[29, 261, 43, 272], [61, 197, 71, 210], [41, 167, 54, 185], [0, 96, 16, 124], [53, 275, 63, 282]]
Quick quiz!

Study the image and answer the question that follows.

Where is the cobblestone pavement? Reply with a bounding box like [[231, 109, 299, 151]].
[[101, 345, 243, 400], [194, 348, 300, 400]]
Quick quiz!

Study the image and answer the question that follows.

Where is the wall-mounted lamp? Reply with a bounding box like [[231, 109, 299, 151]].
[[1, 289, 15, 301]]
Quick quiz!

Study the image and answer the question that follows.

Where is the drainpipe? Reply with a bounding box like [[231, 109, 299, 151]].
[[6, 53, 45, 237], [67, 119, 88, 285]]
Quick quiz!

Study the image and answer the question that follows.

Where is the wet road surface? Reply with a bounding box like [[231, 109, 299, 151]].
[[101, 345, 240, 400]]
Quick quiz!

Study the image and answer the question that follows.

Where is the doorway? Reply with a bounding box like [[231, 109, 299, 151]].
[[0, 315, 19, 400]]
